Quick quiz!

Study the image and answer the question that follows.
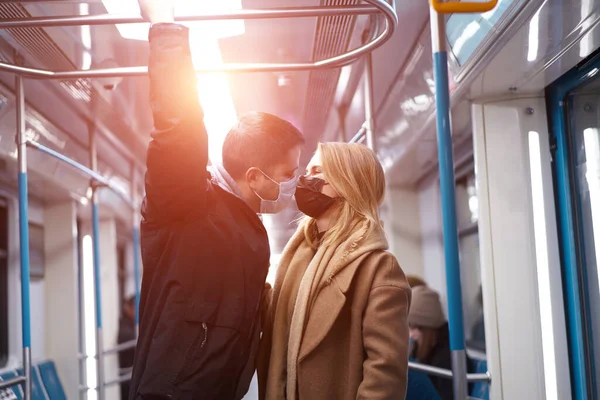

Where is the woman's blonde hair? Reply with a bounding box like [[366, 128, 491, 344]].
[[302, 142, 386, 248]]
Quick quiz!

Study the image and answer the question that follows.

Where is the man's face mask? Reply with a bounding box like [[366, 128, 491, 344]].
[[295, 175, 336, 218], [253, 170, 298, 214]]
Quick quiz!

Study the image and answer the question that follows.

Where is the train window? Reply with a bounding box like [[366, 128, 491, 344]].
[[563, 82, 600, 395], [445, 0, 516, 65], [0, 197, 8, 367], [29, 223, 45, 279]]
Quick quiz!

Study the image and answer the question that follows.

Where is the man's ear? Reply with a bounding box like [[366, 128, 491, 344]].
[[245, 167, 261, 189]]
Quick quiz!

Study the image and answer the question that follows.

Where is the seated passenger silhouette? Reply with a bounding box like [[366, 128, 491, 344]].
[[118, 296, 136, 400], [409, 286, 453, 400]]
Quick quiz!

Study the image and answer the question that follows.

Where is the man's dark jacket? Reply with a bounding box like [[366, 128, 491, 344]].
[[129, 23, 270, 400]]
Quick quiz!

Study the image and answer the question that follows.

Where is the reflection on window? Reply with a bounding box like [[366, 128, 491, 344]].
[[446, 0, 517, 65], [29, 223, 45, 279], [400, 94, 434, 116], [456, 172, 485, 351]]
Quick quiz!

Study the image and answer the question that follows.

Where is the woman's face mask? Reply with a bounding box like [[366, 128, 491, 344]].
[[253, 170, 298, 214], [295, 175, 336, 218]]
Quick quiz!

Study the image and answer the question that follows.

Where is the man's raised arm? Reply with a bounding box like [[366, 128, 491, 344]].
[[141, 1, 209, 222]]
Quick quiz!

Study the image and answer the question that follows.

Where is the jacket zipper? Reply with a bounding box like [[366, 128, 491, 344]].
[[201, 322, 208, 348]]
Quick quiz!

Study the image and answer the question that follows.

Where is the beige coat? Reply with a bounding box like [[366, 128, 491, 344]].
[[258, 223, 412, 400]]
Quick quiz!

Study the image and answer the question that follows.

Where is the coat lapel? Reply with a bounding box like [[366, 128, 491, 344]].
[[297, 253, 374, 362]]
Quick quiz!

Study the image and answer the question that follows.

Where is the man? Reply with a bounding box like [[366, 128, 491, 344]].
[[129, 1, 305, 399]]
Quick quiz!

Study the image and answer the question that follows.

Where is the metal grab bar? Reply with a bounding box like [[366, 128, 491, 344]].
[[103, 339, 137, 356], [0, 5, 379, 28], [0, 376, 26, 391], [0, 1, 396, 77], [430, 0, 498, 13], [408, 361, 491, 383], [26, 139, 134, 209], [78, 339, 137, 360], [349, 124, 367, 144], [104, 373, 132, 387]]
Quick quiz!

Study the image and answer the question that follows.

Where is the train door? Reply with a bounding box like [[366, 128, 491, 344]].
[[548, 54, 600, 400]]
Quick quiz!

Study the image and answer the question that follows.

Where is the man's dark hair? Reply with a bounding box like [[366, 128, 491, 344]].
[[222, 111, 305, 179]]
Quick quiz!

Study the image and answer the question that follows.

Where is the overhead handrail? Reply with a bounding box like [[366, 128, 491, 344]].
[[0, 5, 380, 28], [0, 1, 397, 78], [430, 0, 498, 13]]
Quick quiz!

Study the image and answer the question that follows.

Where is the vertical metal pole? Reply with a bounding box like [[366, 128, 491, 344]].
[[131, 168, 141, 337], [89, 125, 104, 400], [429, 6, 468, 399], [77, 219, 85, 400], [16, 74, 32, 400], [364, 51, 376, 151]]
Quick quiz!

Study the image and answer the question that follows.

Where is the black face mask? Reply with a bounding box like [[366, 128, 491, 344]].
[[295, 175, 336, 218]]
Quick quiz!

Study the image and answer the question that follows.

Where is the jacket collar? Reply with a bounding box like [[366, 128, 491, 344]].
[[210, 163, 245, 200]]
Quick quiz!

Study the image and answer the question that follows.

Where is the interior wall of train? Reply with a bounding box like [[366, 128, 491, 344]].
[[1, 0, 600, 399]]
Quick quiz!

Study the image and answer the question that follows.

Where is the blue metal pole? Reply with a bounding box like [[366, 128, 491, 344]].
[[92, 191, 105, 400], [16, 74, 32, 400], [131, 169, 141, 333], [364, 51, 376, 151], [132, 226, 141, 329], [429, 7, 468, 399], [89, 125, 105, 400]]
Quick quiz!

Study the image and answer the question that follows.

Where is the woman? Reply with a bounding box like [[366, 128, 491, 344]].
[[258, 142, 411, 400], [408, 286, 453, 400]]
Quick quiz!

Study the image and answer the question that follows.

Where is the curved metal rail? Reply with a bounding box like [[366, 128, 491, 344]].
[[0, 1, 397, 78]]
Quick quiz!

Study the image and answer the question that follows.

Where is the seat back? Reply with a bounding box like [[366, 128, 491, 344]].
[[0, 370, 22, 400], [37, 362, 67, 400]]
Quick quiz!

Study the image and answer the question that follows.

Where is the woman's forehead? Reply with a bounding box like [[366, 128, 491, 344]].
[[306, 150, 322, 170]]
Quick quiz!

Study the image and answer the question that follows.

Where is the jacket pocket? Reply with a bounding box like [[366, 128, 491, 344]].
[[172, 321, 208, 386]]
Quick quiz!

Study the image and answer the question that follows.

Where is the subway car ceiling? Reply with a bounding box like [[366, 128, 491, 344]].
[[0, 0, 587, 248]]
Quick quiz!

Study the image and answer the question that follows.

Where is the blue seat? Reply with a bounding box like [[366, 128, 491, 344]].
[[406, 357, 441, 400], [0, 369, 24, 400], [37, 362, 66, 400], [0, 360, 66, 400], [15, 366, 47, 400]]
